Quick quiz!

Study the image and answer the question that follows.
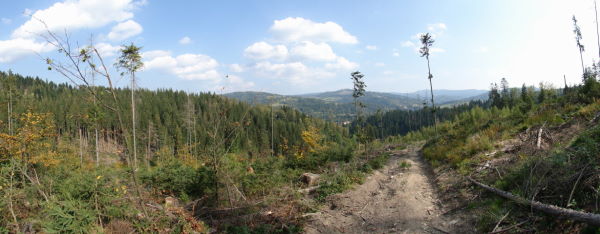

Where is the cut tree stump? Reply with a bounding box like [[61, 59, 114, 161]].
[[300, 173, 320, 186]]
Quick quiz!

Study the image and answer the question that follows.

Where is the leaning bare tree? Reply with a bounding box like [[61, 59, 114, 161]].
[[40, 24, 147, 216], [573, 15, 586, 75]]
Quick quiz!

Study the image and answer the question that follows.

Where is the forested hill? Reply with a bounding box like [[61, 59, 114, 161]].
[[0, 71, 347, 158], [226, 89, 423, 122], [297, 89, 422, 109], [396, 89, 488, 104], [226, 89, 488, 122], [225, 91, 360, 122]]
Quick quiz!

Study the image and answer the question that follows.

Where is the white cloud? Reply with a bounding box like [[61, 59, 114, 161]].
[[223, 74, 255, 90], [244, 41, 288, 61], [253, 61, 335, 85], [13, 0, 141, 39], [0, 38, 53, 63], [325, 57, 358, 70], [23, 9, 33, 17], [229, 63, 245, 73], [290, 41, 337, 61], [107, 20, 143, 41], [94, 42, 121, 57], [144, 50, 220, 81], [427, 23, 448, 36], [179, 36, 192, 45], [393, 52, 400, 57], [401, 41, 415, 47], [142, 50, 170, 59], [375, 62, 385, 67], [1, 18, 11, 24], [366, 45, 377, 50], [402, 23, 447, 55], [270, 17, 358, 44], [430, 47, 445, 53]]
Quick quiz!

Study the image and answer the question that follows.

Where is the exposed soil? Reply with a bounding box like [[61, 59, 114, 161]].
[[303, 146, 474, 233]]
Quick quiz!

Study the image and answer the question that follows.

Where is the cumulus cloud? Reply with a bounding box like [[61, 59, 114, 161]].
[[325, 57, 358, 70], [94, 42, 121, 57], [179, 36, 192, 45], [107, 20, 143, 41], [244, 41, 288, 61], [222, 74, 255, 90], [241, 17, 359, 87], [290, 41, 337, 61], [427, 23, 447, 35], [366, 45, 377, 50], [375, 62, 385, 67], [270, 17, 358, 44], [402, 23, 447, 55], [401, 41, 415, 47], [229, 64, 245, 73], [0, 38, 53, 63], [13, 0, 141, 39], [1, 0, 146, 63], [253, 61, 334, 85], [143, 50, 220, 81], [23, 9, 33, 17]]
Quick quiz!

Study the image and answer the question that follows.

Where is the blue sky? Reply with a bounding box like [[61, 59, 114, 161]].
[[0, 0, 598, 94]]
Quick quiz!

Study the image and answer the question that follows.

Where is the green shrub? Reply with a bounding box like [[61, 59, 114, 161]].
[[42, 200, 96, 233], [140, 160, 213, 199], [399, 160, 411, 169], [315, 170, 364, 202]]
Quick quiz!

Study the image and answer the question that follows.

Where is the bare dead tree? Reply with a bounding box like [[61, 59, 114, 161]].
[[39, 22, 147, 217]]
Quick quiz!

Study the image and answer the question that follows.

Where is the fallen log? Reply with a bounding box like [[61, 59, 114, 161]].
[[468, 177, 600, 226]]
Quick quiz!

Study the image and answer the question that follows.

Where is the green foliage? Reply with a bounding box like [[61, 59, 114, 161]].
[[361, 153, 390, 172], [399, 160, 412, 169], [355, 100, 487, 138], [42, 200, 96, 233], [140, 160, 213, 199], [315, 170, 364, 202]]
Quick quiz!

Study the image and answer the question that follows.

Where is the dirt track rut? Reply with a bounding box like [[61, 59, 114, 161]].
[[304, 147, 456, 234]]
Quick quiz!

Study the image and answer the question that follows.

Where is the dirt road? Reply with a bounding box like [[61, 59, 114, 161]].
[[304, 146, 461, 233]]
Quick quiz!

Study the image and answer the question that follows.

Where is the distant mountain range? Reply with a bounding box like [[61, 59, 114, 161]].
[[395, 89, 489, 104], [224, 89, 488, 122]]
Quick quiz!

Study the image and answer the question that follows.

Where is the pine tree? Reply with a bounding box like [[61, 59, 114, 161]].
[[419, 33, 438, 130], [116, 43, 144, 169], [573, 15, 586, 75]]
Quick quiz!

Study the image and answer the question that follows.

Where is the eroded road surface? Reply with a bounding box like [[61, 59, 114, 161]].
[[304, 146, 458, 234]]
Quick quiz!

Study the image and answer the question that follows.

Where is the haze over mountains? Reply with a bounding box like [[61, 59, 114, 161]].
[[225, 89, 488, 122]]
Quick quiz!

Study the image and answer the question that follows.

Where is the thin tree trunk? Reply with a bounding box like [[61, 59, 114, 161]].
[[95, 128, 99, 167], [8, 90, 12, 135], [596, 0, 600, 59], [580, 51, 586, 75], [146, 122, 151, 167], [79, 127, 83, 166], [131, 71, 137, 169], [271, 103, 274, 157], [8, 160, 18, 227], [426, 57, 438, 132]]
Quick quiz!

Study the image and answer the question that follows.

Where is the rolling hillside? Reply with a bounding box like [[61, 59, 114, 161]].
[[225, 89, 488, 122]]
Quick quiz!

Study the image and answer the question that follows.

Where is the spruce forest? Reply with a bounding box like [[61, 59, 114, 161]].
[[3, 1, 600, 233]]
